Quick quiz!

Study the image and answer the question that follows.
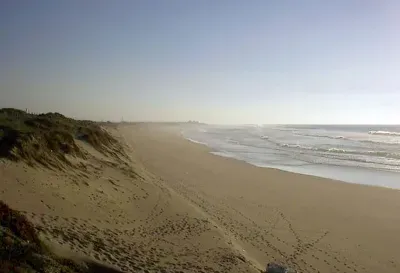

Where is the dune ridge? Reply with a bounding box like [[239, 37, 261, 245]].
[[2, 109, 400, 273], [1, 109, 259, 273]]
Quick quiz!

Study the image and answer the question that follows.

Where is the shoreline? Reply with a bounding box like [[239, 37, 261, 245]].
[[123, 124, 400, 273], [2, 121, 400, 273], [183, 133, 400, 190]]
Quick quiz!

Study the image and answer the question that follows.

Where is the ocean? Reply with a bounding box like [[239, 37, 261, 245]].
[[182, 124, 400, 189]]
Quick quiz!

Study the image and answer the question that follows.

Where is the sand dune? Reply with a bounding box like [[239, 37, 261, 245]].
[[0, 123, 259, 272], [1, 122, 400, 272]]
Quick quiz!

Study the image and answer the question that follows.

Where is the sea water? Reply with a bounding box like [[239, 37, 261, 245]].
[[182, 124, 400, 189]]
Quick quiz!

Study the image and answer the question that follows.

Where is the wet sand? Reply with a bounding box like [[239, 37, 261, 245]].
[[120, 124, 400, 273], [1, 123, 400, 273]]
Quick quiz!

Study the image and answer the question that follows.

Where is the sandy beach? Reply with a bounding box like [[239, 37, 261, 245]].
[[1, 123, 400, 273], [120, 124, 400, 273]]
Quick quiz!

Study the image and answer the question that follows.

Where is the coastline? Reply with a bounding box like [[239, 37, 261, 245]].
[[183, 131, 400, 190], [121, 124, 400, 273], [1, 121, 399, 273]]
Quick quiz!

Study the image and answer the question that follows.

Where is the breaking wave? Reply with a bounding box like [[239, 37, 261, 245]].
[[278, 143, 400, 159], [369, 131, 400, 136]]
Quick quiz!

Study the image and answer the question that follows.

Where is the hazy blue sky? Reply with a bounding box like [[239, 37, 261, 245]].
[[1, 1, 400, 124]]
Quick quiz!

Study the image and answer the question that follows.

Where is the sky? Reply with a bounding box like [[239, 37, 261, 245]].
[[1, 0, 400, 124]]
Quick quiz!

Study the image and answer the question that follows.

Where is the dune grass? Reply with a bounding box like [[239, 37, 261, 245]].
[[0, 108, 124, 169], [0, 200, 87, 273], [0, 200, 126, 273]]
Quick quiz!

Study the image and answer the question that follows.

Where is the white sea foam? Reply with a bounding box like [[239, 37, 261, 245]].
[[186, 138, 207, 145], [295, 133, 346, 140], [278, 143, 400, 159], [369, 130, 400, 136], [280, 143, 305, 149], [183, 125, 400, 174], [181, 124, 400, 188]]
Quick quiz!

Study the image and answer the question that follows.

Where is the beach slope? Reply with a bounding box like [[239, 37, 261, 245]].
[[119, 124, 400, 273], [1, 113, 400, 272], [0, 111, 260, 272]]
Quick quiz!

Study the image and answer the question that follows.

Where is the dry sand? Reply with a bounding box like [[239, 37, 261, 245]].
[[1, 123, 400, 273]]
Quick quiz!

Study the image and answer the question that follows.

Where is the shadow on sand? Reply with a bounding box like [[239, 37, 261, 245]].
[[85, 260, 125, 273]]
